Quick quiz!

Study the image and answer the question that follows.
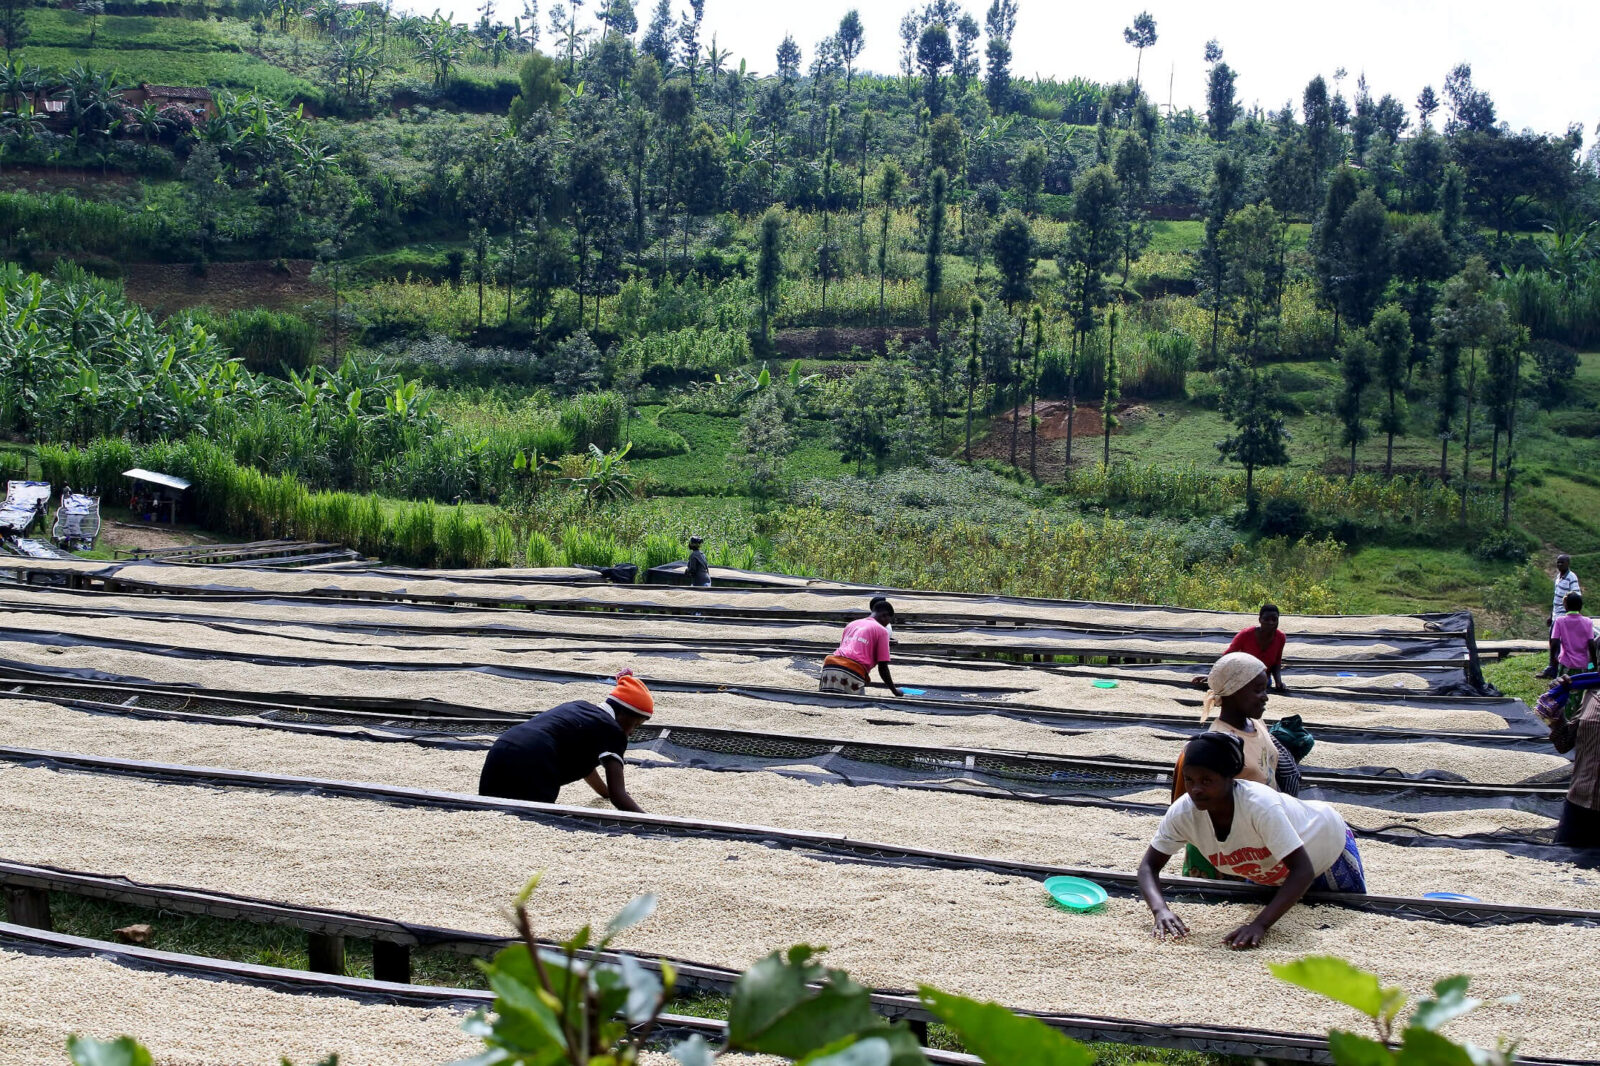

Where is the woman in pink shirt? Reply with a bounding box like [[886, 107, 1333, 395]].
[[1552, 592, 1597, 677], [819, 597, 903, 697]]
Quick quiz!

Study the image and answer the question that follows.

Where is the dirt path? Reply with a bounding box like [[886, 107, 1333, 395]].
[[96, 521, 212, 554], [122, 260, 324, 315]]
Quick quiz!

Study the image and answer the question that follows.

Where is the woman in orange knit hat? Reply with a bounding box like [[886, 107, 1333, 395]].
[[478, 670, 655, 813]]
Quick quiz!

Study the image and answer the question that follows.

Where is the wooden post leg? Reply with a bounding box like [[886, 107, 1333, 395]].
[[307, 933, 346, 975], [907, 1019, 930, 1045], [371, 940, 412, 984], [4, 887, 53, 930]]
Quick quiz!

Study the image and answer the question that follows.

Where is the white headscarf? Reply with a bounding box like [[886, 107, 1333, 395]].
[[1201, 651, 1267, 722]]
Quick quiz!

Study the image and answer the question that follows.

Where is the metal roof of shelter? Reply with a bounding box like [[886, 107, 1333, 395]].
[[123, 469, 192, 492]]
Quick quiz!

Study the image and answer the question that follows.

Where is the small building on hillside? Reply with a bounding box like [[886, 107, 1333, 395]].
[[123, 84, 217, 121]]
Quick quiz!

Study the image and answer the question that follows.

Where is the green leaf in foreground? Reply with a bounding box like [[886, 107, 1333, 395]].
[[918, 986, 1093, 1066], [1327, 1029, 1396, 1066], [1408, 976, 1480, 1033], [726, 947, 880, 1060], [1270, 956, 1407, 1023], [800, 1036, 894, 1066], [1397, 1026, 1478, 1066], [66, 1036, 154, 1066]]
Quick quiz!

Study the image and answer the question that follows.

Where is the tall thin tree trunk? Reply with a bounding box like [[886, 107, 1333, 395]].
[[1103, 312, 1117, 469], [1349, 440, 1357, 481], [1009, 322, 1023, 471], [1029, 345, 1039, 480], [1384, 386, 1395, 477], [1460, 351, 1476, 524], [965, 379, 975, 461], [1501, 353, 1520, 526], [1065, 331, 1078, 479], [1490, 427, 1500, 481]]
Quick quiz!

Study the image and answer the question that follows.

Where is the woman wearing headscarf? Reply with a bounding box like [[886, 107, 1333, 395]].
[[1171, 652, 1304, 879], [1138, 732, 1367, 950], [1188, 651, 1302, 794]]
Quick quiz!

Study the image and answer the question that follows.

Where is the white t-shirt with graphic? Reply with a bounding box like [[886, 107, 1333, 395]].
[[1150, 779, 1347, 885]]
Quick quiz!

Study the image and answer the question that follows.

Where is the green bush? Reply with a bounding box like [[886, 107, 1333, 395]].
[[623, 416, 690, 459], [0, 450, 26, 481], [0, 191, 179, 260], [197, 307, 318, 376], [1472, 528, 1532, 564], [524, 529, 557, 567], [1544, 408, 1600, 438], [638, 532, 683, 570], [559, 392, 626, 452], [560, 524, 618, 567]]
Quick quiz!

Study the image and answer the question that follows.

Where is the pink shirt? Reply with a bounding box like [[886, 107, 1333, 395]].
[[1553, 613, 1594, 669], [834, 617, 891, 669]]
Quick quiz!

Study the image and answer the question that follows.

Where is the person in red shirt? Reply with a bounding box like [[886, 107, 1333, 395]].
[[1194, 604, 1288, 694], [1227, 604, 1288, 693]]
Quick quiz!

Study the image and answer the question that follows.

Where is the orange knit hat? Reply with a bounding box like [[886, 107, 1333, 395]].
[[608, 671, 654, 717]]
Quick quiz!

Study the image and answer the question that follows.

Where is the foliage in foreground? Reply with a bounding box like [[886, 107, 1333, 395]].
[[65, 890, 1516, 1066]]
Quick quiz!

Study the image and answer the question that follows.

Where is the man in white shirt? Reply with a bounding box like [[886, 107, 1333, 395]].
[[1541, 554, 1583, 680]]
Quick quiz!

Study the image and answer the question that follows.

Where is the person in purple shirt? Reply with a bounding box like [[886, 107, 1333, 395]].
[[819, 597, 902, 697], [1551, 593, 1598, 678]]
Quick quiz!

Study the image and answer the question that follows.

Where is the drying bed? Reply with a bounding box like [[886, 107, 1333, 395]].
[[0, 931, 479, 1066], [0, 601, 1517, 734], [0, 681, 1574, 825], [0, 585, 1476, 677], [0, 698, 1588, 901], [0, 586, 1491, 697], [3, 556, 1448, 634], [2, 759, 1597, 1061], [0, 643, 1566, 786]]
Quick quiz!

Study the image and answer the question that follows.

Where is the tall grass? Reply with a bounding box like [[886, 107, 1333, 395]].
[[0, 192, 177, 260], [188, 308, 318, 376], [612, 328, 751, 380], [1498, 268, 1600, 348], [560, 525, 618, 567]]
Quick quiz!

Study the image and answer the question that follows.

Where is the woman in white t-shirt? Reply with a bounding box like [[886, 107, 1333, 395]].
[[1137, 732, 1367, 950]]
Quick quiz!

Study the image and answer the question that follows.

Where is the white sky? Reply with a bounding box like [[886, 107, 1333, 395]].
[[422, 0, 1598, 137]]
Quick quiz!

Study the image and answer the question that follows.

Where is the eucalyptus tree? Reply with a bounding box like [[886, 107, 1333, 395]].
[[1112, 132, 1151, 282], [837, 10, 864, 92], [817, 107, 840, 319], [1216, 360, 1290, 514], [965, 296, 983, 459], [924, 166, 948, 334], [916, 21, 953, 117], [1369, 303, 1411, 476], [1058, 164, 1121, 473], [640, 0, 671, 65], [1334, 331, 1373, 479], [1198, 152, 1245, 363], [983, 0, 1015, 112], [756, 207, 784, 348], [1121, 11, 1156, 97], [953, 14, 980, 94], [876, 159, 904, 330], [0, 0, 29, 65]]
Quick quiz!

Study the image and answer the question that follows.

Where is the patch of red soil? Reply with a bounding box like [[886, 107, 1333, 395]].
[[972, 401, 1145, 479], [122, 260, 324, 315]]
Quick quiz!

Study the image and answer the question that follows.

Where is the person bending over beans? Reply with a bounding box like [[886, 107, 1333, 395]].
[[478, 671, 654, 813], [1137, 732, 1367, 950]]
